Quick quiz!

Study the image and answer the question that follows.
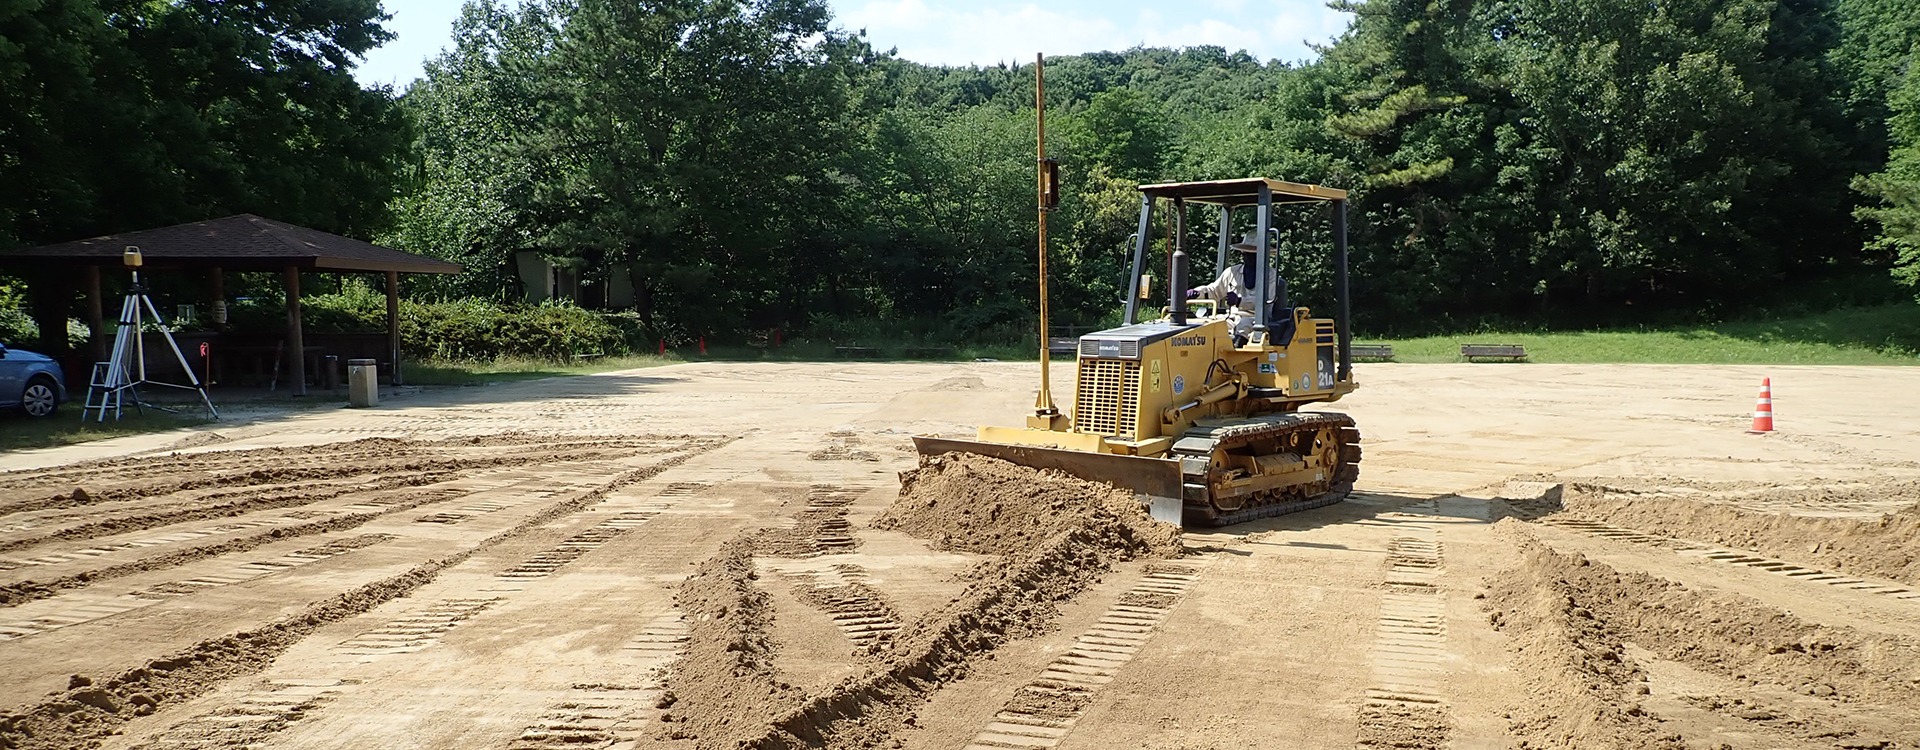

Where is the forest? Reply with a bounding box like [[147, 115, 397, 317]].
[[3, 0, 1919, 343]]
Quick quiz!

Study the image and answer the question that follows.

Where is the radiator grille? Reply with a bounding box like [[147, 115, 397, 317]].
[[1074, 359, 1142, 439], [1078, 338, 1140, 359]]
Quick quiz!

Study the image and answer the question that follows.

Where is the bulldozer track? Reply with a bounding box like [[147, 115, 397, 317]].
[[961, 563, 1205, 750], [1356, 499, 1454, 750], [1174, 411, 1362, 526]]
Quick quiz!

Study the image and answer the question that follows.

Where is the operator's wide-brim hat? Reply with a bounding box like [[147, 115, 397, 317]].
[[1230, 232, 1261, 252]]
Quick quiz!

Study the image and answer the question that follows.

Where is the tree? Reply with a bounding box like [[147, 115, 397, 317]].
[[1856, 48, 1920, 295], [0, 0, 408, 249]]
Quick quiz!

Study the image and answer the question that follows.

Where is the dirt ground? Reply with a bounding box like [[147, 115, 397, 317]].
[[1, 361, 1917, 750]]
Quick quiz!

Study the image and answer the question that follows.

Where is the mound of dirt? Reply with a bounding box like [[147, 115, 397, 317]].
[[657, 454, 1185, 750], [657, 537, 806, 747], [875, 452, 1182, 558], [1485, 527, 1691, 749], [1555, 485, 1920, 584], [746, 507, 1181, 749], [1487, 523, 1920, 749]]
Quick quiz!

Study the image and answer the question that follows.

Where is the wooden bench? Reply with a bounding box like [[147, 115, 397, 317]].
[[903, 346, 955, 359], [1350, 343, 1395, 362], [1461, 343, 1528, 362], [834, 346, 883, 358]]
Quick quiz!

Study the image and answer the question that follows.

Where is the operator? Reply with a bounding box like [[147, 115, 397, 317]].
[[1186, 234, 1284, 344]]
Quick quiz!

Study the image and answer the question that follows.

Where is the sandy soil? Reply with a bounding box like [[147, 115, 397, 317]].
[[1, 361, 1917, 750]]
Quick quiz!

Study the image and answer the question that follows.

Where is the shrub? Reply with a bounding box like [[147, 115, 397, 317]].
[[225, 282, 637, 362]]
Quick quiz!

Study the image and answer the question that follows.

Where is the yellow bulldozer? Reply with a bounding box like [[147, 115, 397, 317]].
[[914, 177, 1362, 527]]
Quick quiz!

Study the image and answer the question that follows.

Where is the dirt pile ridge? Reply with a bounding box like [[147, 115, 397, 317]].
[[874, 452, 1182, 558], [657, 454, 1183, 750], [1487, 523, 1920, 749], [1555, 484, 1920, 584], [656, 537, 808, 747]]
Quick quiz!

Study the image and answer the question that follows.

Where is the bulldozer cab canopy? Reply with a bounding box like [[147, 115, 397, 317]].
[[1138, 178, 1347, 206]]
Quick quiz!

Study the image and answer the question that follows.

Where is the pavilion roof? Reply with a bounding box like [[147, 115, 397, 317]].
[[0, 214, 462, 274]]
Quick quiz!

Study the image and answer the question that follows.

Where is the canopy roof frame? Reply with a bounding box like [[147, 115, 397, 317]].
[[1, 214, 462, 396]]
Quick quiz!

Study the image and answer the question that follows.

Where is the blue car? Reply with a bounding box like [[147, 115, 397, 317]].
[[0, 343, 68, 418]]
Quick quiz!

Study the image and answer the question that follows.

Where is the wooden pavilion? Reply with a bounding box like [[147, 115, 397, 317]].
[[0, 214, 461, 396]]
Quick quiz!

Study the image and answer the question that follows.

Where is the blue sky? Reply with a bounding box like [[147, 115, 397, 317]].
[[355, 0, 1352, 89]]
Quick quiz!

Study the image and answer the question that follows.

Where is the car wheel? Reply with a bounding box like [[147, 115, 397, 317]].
[[21, 378, 58, 418]]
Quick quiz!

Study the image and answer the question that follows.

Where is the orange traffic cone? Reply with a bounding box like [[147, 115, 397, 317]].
[[1748, 377, 1774, 433]]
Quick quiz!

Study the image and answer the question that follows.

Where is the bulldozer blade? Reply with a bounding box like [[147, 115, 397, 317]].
[[911, 436, 1185, 527]]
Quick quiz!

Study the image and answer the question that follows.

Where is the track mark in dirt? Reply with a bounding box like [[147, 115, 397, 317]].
[[786, 563, 903, 651], [509, 686, 662, 750], [0, 437, 734, 750], [126, 680, 357, 750], [332, 597, 502, 655], [656, 482, 711, 498], [496, 510, 664, 579], [808, 431, 880, 462], [0, 535, 397, 640], [410, 496, 528, 525], [0, 488, 477, 608], [1538, 516, 1920, 602], [0, 516, 290, 570], [960, 563, 1204, 750], [622, 611, 694, 657], [0, 476, 460, 555], [1357, 503, 1454, 750], [755, 485, 863, 558], [512, 612, 691, 749]]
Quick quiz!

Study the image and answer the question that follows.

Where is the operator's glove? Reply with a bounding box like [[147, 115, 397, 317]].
[[1185, 288, 1202, 300], [1224, 291, 1241, 306]]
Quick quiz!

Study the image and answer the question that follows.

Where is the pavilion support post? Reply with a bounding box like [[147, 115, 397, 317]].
[[385, 270, 403, 386], [84, 265, 106, 360], [283, 265, 307, 397], [210, 267, 226, 332], [27, 269, 74, 356]]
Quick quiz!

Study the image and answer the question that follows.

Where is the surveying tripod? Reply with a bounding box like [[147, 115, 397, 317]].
[[82, 246, 219, 422]]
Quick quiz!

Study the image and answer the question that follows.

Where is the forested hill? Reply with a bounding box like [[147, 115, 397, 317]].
[[5, 0, 1920, 339]]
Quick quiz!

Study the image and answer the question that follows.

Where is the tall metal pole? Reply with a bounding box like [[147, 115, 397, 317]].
[[1333, 199, 1352, 380], [1033, 53, 1057, 418]]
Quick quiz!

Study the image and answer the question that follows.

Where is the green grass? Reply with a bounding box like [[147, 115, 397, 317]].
[[1368, 303, 1920, 364], [403, 354, 682, 385], [0, 410, 213, 452]]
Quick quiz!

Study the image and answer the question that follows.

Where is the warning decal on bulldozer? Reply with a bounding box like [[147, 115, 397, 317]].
[[1151, 359, 1163, 392]]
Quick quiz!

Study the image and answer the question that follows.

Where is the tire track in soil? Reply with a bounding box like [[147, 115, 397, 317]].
[[0, 534, 397, 641], [507, 613, 692, 750], [0, 472, 459, 555], [0, 488, 470, 608], [0, 480, 344, 539], [1535, 516, 1920, 602], [331, 597, 503, 656], [755, 485, 864, 558], [0, 435, 733, 750], [0, 436, 687, 520], [120, 679, 358, 750], [784, 564, 904, 652], [1355, 501, 1453, 750], [495, 510, 669, 579], [958, 563, 1203, 750]]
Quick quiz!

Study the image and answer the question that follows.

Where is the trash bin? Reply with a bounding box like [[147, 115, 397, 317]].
[[348, 359, 378, 408]]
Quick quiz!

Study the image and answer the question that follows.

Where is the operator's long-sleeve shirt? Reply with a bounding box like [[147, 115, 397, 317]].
[[1191, 263, 1276, 337]]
